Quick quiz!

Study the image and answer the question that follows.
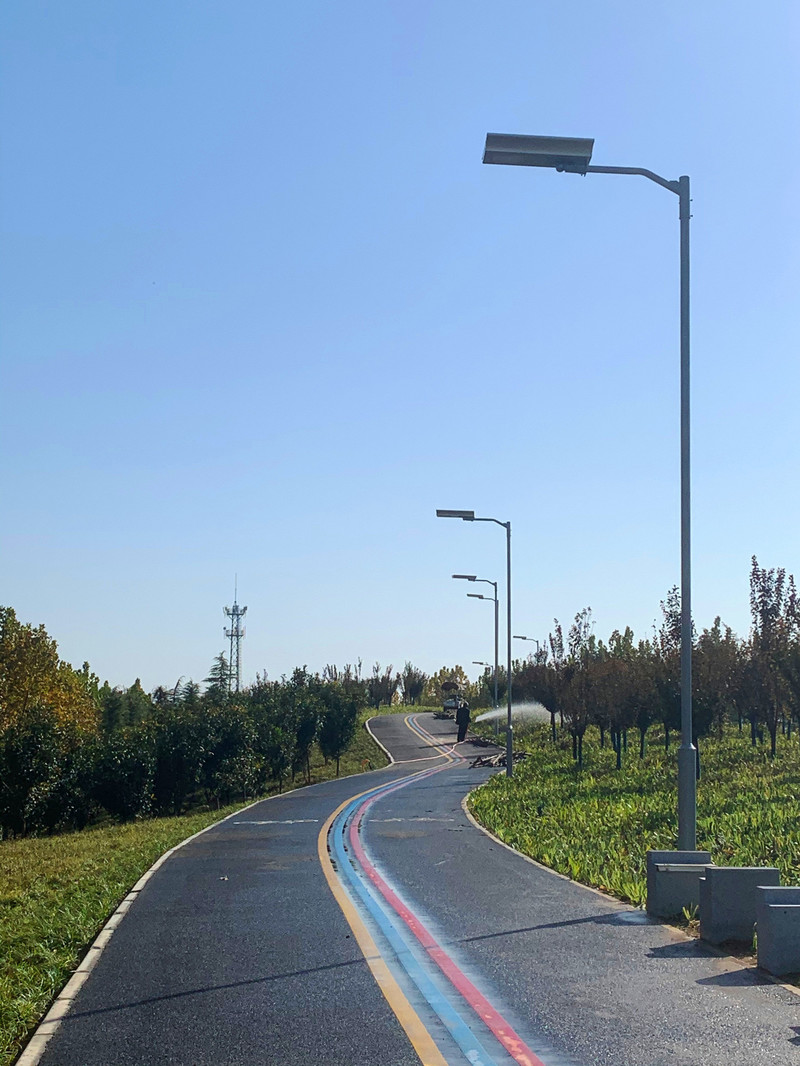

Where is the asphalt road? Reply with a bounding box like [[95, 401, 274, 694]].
[[35, 713, 800, 1066]]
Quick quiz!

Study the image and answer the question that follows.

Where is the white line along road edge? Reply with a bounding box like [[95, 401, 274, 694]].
[[365, 715, 395, 764], [16, 792, 281, 1066]]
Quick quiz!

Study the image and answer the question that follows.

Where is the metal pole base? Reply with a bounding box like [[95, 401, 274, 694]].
[[677, 744, 697, 851]]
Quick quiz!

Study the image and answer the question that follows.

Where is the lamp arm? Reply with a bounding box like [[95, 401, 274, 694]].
[[584, 165, 679, 195], [473, 517, 511, 531]]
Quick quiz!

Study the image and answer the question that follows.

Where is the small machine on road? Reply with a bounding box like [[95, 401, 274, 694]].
[[434, 680, 467, 720]]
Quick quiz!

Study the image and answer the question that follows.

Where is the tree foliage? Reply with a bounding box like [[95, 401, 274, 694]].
[[367, 663, 400, 709], [400, 662, 429, 705], [0, 607, 99, 733]]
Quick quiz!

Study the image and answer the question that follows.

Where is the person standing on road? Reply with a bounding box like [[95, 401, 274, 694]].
[[456, 700, 470, 743]]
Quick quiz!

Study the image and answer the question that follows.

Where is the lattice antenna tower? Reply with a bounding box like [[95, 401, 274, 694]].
[[223, 577, 247, 693]]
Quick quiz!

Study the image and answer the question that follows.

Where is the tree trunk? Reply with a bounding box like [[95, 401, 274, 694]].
[[664, 726, 670, 751], [639, 727, 647, 759], [577, 731, 584, 771], [550, 712, 557, 744], [572, 731, 577, 761]]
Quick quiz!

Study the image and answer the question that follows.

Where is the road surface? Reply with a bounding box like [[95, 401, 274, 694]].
[[32, 713, 800, 1066]]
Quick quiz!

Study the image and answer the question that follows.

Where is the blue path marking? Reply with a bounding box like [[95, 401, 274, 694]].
[[330, 774, 502, 1066]]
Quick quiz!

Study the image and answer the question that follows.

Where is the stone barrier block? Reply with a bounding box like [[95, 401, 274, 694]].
[[756, 886, 800, 976], [646, 850, 712, 918], [699, 866, 780, 946]]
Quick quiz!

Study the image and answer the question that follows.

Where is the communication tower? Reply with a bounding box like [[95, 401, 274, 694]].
[[224, 578, 247, 693]]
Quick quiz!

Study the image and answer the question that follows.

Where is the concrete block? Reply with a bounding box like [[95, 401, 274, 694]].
[[756, 886, 800, 976], [699, 865, 780, 945], [646, 850, 712, 918]]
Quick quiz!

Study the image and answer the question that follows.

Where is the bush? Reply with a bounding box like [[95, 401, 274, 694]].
[[93, 728, 155, 821]]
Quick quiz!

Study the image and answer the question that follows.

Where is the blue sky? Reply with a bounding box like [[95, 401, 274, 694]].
[[2, 2, 799, 691]]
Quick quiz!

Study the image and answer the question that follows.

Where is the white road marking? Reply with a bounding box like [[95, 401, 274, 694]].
[[232, 819, 320, 825]]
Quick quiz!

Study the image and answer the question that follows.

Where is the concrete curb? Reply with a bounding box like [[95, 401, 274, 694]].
[[365, 715, 395, 765], [460, 793, 636, 910], [460, 790, 800, 1002]]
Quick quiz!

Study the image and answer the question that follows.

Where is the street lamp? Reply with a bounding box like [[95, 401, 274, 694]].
[[483, 132, 696, 849], [437, 509, 513, 776], [453, 574, 499, 720], [514, 635, 541, 653]]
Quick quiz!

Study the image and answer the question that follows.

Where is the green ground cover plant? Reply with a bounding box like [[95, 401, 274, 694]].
[[468, 723, 800, 907], [0, 716, 388, 1066]]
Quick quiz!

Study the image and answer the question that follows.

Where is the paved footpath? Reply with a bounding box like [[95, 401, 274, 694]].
[[30, 714, 800, 1066]]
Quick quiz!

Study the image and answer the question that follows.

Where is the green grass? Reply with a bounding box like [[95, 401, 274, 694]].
[[468, 724, 800, 908], [0, 714, 391, 1066]]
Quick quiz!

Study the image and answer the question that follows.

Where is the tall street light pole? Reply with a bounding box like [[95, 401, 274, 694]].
[[453, 574, 499, 717], [437, 510, 513, 776], [483, 133, 696, 848]]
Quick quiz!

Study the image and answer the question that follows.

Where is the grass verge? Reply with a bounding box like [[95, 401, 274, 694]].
[[0, 713, 391, 1066], [468, 723, 800, 908]]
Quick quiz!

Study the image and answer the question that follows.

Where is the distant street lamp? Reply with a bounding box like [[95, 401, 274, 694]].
[[483, 132, 696, 849], [454, 574, 499, 719], [514, 635, 541, 653], [516, 634, 553, 741], [437, 509, 514, 776]]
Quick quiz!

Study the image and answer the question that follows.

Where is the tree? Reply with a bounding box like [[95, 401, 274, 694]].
[[653, 587, 682, 748], [424, 665, 470, 706], [93, 726, 155, 820], [150, 706, 203, 814], [367, 663, 400, 710], [513, 649, 558, 742], [748, 557, 796, 756], [199, 703, 257, 806], [0, 705, 62, 837], [247, 676, 298, 792], [400, 662, 429, 706], [563, 608, 595, 768], [286, 667, 322, 784], [318, 683, 360, 775], [204, 653, 231, 706], [693, 618, 742, 740], [0, 607, 99, 734]]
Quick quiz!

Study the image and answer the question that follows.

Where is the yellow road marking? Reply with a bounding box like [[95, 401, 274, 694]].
[[317, 780, 449, 1066]]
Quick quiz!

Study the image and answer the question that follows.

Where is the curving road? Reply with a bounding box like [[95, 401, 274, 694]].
[[31, 713, 800, 1066]]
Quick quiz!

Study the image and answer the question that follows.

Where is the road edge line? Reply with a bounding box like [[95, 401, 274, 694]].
[[14, 789, 301, 1066], [365, 715, 395, 764]]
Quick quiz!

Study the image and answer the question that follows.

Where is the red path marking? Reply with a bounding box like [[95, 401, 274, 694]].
[[348, 785, 547, 1066]]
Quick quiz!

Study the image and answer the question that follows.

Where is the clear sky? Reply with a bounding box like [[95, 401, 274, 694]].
[[2, 2, 799, 691]]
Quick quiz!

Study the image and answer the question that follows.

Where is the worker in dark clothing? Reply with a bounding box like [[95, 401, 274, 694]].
[[456, 700, 470, 743]]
